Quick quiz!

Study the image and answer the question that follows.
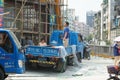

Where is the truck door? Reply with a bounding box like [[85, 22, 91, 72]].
[[0, 32, 16, 73]]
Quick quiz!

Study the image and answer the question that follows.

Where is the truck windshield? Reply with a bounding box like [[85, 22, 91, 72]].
[[10, 31, 21, 49]]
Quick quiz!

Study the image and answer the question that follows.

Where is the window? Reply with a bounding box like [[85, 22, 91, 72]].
[[10, 31, 21, 49], [0, 33, 13, 53]]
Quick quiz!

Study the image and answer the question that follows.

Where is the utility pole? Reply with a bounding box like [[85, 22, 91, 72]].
[[21, 0, 24, 38]]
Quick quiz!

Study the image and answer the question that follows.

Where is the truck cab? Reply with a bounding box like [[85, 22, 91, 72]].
[[0, 29, 25, 80]]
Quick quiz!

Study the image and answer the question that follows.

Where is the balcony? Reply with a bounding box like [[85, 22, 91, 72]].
[[116, 15, 120, 19], [115, 1, 120, 6], [102, 3, 108, 9]]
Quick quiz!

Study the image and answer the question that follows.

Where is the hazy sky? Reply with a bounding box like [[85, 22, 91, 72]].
[[68, 0, 102, 23]]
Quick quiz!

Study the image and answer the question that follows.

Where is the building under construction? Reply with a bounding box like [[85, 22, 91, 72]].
[[4, 0, 67, 45]]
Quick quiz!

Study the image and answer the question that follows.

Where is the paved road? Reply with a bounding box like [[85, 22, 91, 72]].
[[6, 56, 114, 80]]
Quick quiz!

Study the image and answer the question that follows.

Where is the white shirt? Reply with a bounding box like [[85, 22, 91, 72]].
[[39, 42, 47, 46]]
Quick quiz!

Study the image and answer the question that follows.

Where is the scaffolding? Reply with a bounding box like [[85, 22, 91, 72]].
[[4, 0, 67, 45]]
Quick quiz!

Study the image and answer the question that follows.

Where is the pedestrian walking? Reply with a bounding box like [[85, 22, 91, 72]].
[[114, 41, 120, 66], [63, 21, 69, 47]]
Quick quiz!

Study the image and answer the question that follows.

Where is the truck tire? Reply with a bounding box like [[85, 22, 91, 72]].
[[25, 62, 30, 70], [55, 58, 67, 73], [26, 62, 38, 70], [0, 68, 4, 80], [76, 52, 82, 63], [67, 56, 74, 66]]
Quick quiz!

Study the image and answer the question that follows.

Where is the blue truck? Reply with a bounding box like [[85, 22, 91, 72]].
[[25, 30, 84, 72], [0, 29, 25, 80]]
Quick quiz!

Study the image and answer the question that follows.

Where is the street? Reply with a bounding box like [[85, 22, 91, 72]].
[[6, 56, 114, 80], [0, 0, 119, 80]]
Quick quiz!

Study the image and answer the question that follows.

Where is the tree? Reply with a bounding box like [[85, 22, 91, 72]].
[[86, 34, 93, 42], [105, 40, 111, 45]]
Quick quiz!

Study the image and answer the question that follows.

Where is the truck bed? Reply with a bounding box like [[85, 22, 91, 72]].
[[26, 46, 73, 58]]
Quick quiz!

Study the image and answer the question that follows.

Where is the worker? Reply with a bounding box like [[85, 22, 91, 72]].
[[26, 37, 34, 46], [38, 38, 47, 46], [63, 21, 69, 47]]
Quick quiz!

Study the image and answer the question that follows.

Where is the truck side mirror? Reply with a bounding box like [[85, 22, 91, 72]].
[[19, 47, 25, 54]]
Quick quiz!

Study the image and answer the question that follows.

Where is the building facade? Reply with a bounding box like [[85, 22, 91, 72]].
[[3, 0, 67, 45], [101, 0, 114, 43], [111, 0, 120, 42], [73, 21, 93, 39], [100, 0, 120, 44], [63, 8, 76, 30], [94, 11, 101, 45], [86, 11, 95, 27]]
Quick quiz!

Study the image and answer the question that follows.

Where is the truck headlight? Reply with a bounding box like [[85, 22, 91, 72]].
[[18, 60, 23, 68]]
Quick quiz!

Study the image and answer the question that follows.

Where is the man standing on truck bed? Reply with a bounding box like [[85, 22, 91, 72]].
[[63, 21, 69, 47]]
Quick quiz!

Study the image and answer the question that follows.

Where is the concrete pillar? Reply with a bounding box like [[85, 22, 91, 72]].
[[101, 4, 103, 41]]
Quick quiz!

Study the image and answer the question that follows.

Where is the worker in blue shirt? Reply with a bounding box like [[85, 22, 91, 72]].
[[63, 21, 69, 47]]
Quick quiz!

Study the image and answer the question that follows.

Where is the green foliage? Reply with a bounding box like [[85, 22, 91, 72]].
[[103, 0, 108, 4], [86, 34, 93, 42], [105, 40, 111, 45]]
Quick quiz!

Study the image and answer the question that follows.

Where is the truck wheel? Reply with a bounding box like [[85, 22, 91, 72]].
[[26, 62, 38, 70], [76, 52, 82, 63], [25, 62, 30, 70], [67, 57, 74, 66], [55, 58, 67, 73], [0, 68, 4, 80]]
